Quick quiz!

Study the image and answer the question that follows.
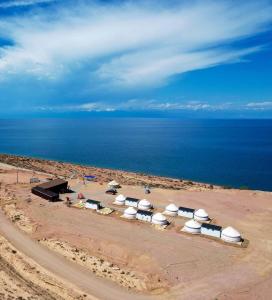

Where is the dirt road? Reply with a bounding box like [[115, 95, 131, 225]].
[[0, 210, 159, 300]]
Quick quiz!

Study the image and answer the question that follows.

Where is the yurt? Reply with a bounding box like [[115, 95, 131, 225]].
[[114, 194, 126, 205], [138, 199, 152, 210], [108, 180, 120, 188], [123, 207, 137, 219], [164, 203, 178, 216], [183, 219, 201, 234], [194, 208, 209, 221], [221, 226, 241, 243], [152, 213, 167, 226]]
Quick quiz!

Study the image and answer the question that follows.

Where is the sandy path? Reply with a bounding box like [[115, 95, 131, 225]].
[[0, 210, 158, 300]]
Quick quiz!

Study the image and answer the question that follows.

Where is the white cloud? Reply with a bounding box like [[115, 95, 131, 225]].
[[245, 101, 272, 110], [0, 0, 271, 87], [0, 0, 55, 8], [37, 99, 272, 113]]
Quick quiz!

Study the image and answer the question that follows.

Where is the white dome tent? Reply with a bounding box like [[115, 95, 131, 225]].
[[138, 199, 152, 210], [221, 226, 241, 243], [123, 207, 137, 220], [164, 203, 178, 216], [114, 194, 126, 205], [183, 219, 201, 234], [108, 180, 120, 188], [152, 213, 167, 226], [194, 209, 209, 221]]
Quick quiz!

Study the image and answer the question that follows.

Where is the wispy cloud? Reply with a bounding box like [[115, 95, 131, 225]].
[[37, 100, 272, 113], [0, 0, 55, 8], [0, 0, 271, 88], [245, 101, 272, 110]]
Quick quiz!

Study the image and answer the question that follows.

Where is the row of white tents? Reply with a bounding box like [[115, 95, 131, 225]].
[[123, 207, 168, 225], [115, 194, 242, 244], [183, 219, 241, 243], [114, 195, 209, 221]]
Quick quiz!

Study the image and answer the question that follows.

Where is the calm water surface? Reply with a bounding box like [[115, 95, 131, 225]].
[[0, 118, 271, 191]]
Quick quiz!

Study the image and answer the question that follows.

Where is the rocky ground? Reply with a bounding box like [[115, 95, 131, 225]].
[[0, 234, 92, 300]]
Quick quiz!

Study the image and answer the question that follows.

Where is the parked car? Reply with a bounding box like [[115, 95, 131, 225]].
[[105, 188, 117, 195]]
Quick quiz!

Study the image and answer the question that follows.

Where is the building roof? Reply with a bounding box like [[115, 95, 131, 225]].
[[126, 197, 139, 203], [37, 179, 67, 190], [137, 209, 153, 216], [32, 186, 58, 198], [86, 199, 101, 205], [179, 206, 195, 213], [201, 223, 222, 231]]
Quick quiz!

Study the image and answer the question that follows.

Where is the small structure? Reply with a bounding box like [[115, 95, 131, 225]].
[[178, 206, 195, 219], [138, 199, 152, 210], [183, 219, 201, 234], [136, 209, 153, 222], [123, 207, 137, 219], [114, 194, 126, 205], [125, 197, 139, 208], [108, 180, 120, 188], [84, 175, 96, 181], [77, 193, 85, 199], [221, 226, 241, 243], [164, 203, 178, 216], [30, 177, 40, 184], [201, 223, 222, 238], [194, 209, 209, 221], [152, 213, 168, 226], [144, 185, 151, 194], [85, 199, 101, 210]]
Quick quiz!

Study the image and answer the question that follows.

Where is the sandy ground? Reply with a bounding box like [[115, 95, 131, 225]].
[[0, 157, 272, 299]]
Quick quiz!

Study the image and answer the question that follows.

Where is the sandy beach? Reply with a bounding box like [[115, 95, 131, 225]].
[[0, 154, 272, 299]]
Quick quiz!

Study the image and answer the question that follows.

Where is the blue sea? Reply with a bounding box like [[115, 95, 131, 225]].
[[0, 118, 271, 191]]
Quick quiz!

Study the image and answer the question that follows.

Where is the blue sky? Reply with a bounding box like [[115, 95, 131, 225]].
[[0, 0, 272, 118]]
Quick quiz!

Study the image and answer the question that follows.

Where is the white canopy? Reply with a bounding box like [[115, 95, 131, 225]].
[[115, 194, 126, 201], [108, 180, 119, 186], [138, 199, 151, 207], [195, 208, 208, 218], [165, 203, 178, 212], [124, 207, 137, 215], [185, 219, 201, 229], [152, 213, 166, 222], [222, 226, 241, 238]]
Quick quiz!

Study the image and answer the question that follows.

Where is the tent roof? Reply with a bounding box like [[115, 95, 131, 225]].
[[195, 208, 208, 218], [166, 203, 178, 212], [152, 213, 166, 222], [116, 194, 126, 201], [124, 207, 137, 214], [185, 219, 201, 229], [109, 180, 119, 185], [222, 226, 241, 238], [138, 199, 151, 206]]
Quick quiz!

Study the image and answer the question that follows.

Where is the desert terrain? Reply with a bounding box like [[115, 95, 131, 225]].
[[0, 154, 272, 299]]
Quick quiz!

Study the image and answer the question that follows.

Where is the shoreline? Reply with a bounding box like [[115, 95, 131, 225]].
[[0, 156, 272, 299], [0, 153, 223, 191]]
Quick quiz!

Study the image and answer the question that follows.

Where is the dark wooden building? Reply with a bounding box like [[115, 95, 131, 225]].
[[31, 179, 68, 202]]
